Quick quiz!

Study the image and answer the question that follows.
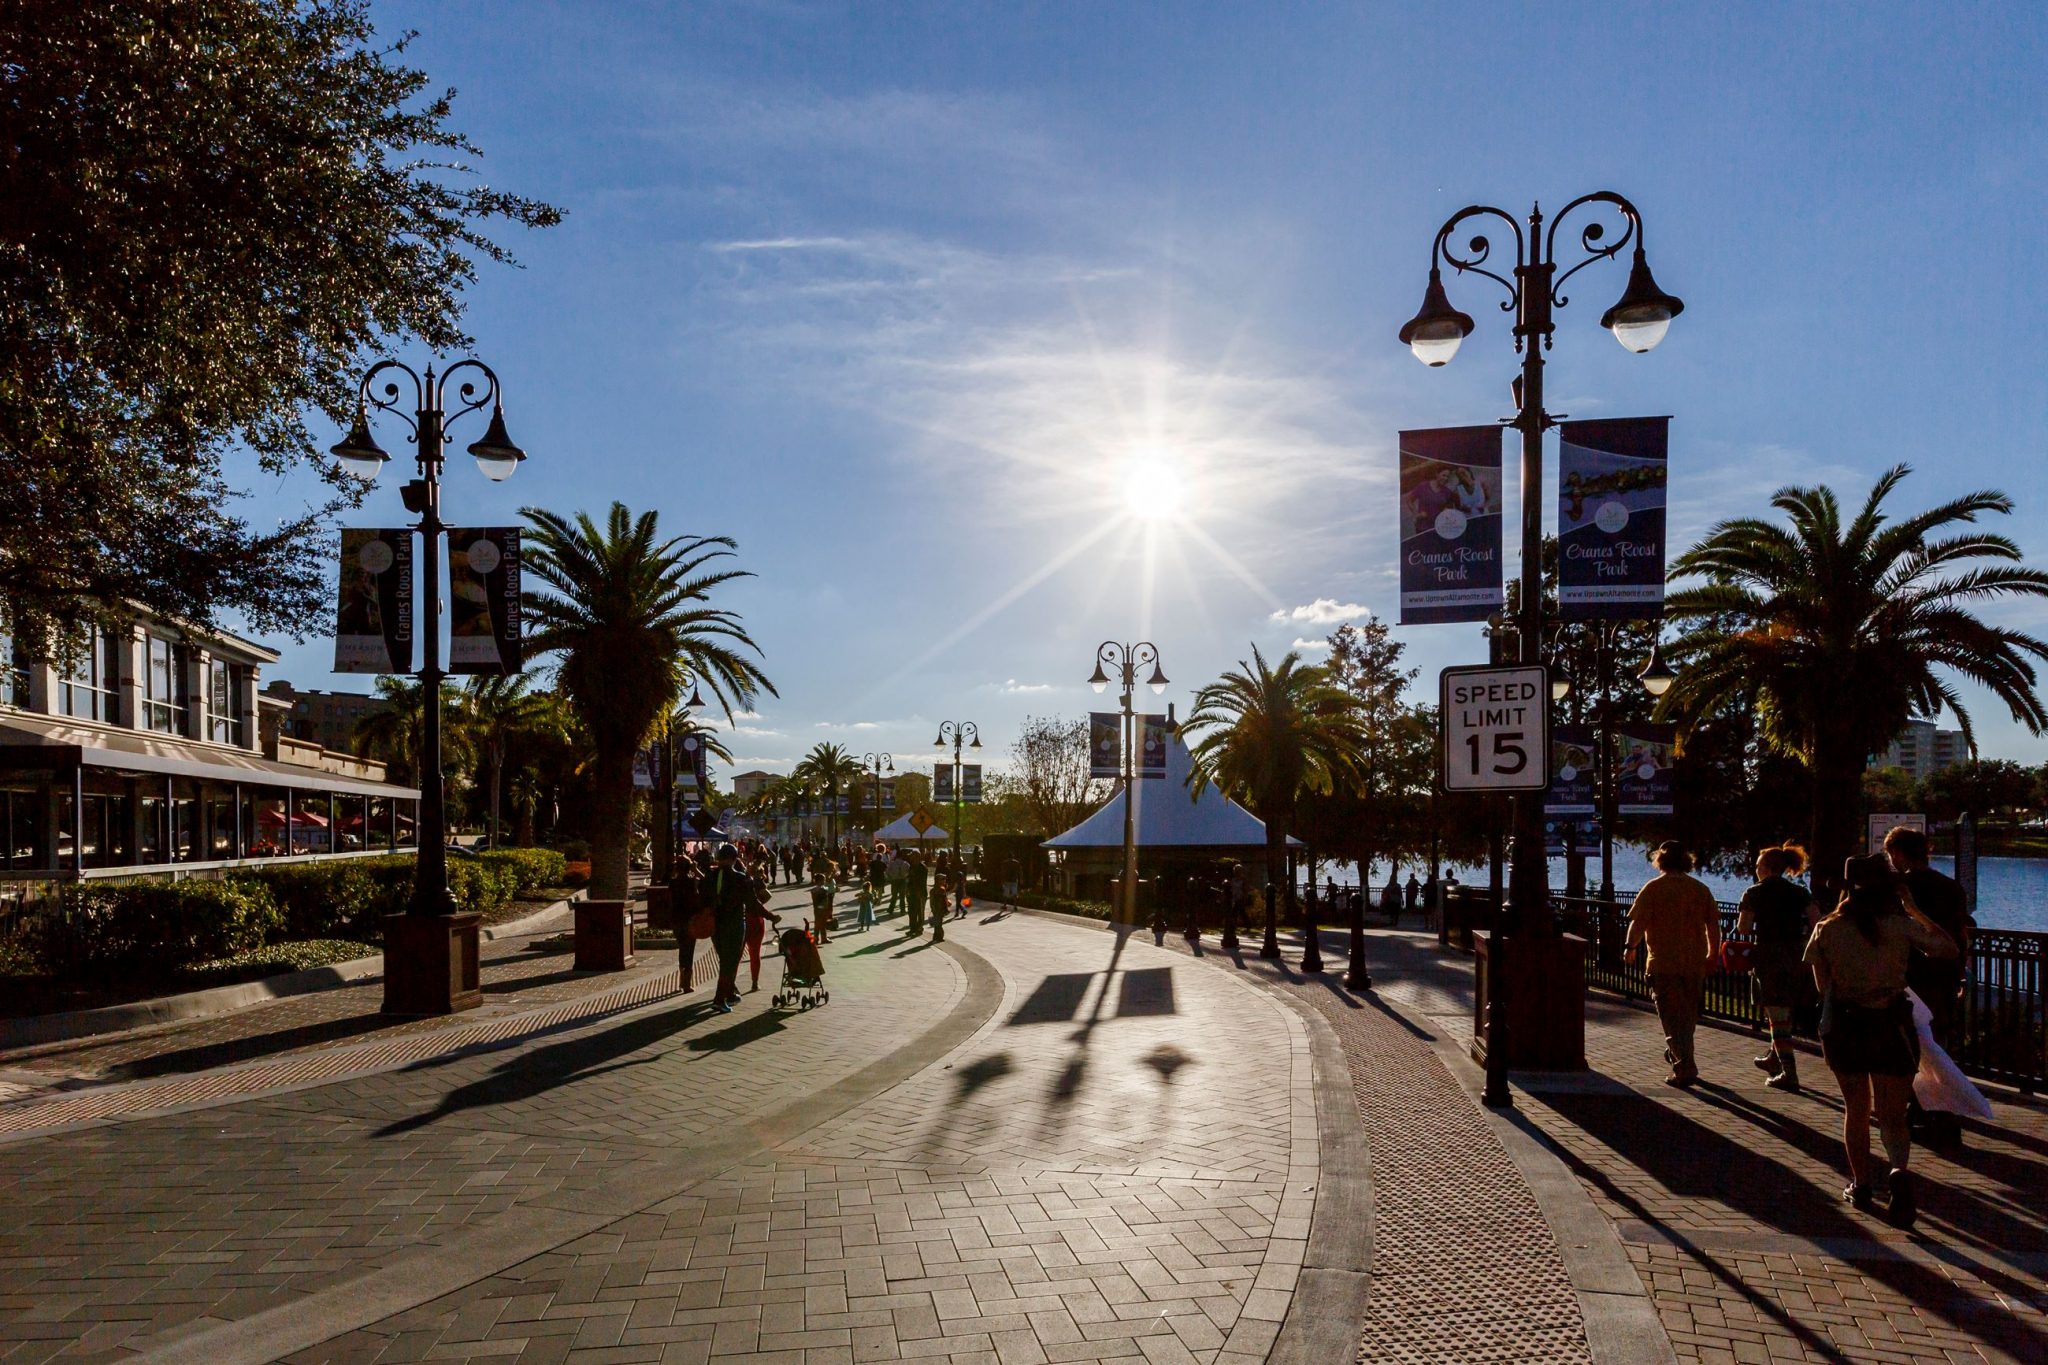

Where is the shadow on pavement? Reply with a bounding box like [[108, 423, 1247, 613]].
[[374, 994, 724, 1136], [1532, 1086, 2048, 1359], [100, 1011, 397, 1083], [845, 934, 918, 956]]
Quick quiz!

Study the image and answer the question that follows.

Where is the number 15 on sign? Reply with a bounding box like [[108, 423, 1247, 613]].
[[1439, 664, 1551, 792]]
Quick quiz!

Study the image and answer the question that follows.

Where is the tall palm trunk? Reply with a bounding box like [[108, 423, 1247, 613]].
[[590, 744, 635, 902], [1263, 810, 1289, 944], [1809, 737, 1864, 910]]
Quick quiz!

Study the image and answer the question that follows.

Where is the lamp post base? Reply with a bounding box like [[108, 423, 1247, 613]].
[[575, 900, 636, 972], [645, 883, 674, 933], [381, 912, 483, 1015], [1471, 931, 1588, 1071]]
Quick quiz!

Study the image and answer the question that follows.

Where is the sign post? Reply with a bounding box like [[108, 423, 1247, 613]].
[[1440, 662, 1551, 1108]]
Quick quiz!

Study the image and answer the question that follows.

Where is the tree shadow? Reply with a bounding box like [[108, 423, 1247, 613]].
[[373, 995, 722, 1137], [101, 1011, 397, 1083]]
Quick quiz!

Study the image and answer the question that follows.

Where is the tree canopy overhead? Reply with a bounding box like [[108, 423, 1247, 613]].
[[0, 0, 560, 642]]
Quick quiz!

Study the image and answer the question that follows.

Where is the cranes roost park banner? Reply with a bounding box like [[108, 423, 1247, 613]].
[[933, 764, 953, 802], [1398, 425, 1503, 625], [448, 528, 522, 673], [1616, 723, 1677, 815], [335, 529, 413, 673], [1544, 723, 1598, 815], [1557, 418, 1669, 620], [1089, 713, 1120, 778], [1139, 715, 1169, 778]]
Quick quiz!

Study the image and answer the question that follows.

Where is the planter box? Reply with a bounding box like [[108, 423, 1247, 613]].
[[1472, 930, 1587, 1071], [382, 912, 483, 1015], [575, 899, 634, 972]]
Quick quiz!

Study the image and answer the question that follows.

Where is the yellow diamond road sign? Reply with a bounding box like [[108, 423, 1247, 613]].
[[908, 809, 934, 835]]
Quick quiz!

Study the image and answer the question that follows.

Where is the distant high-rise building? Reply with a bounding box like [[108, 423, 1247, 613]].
[[1869, 718, 1970, 782], [263, 680, 391, 756]]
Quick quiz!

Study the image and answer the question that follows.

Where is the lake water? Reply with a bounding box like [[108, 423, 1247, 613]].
[[1323, 843, 2046, 935]]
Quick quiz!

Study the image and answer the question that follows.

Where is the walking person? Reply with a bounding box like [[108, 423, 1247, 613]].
[[1883, 826, 1974, 1149], [808, 862, 836, 944], [930, 872, 951, 937], [745, 893, 783, 992], [908, 851, 930, 930], [707, 843, 759, 1013], [1625, 840, 1723, 1088], [1735, 843, 1816, 1091], [855, 877, 876, 931], [673, 859, 704, 992], [1805, 854, 1959, 1225], [1405, 873, 1422, 918]]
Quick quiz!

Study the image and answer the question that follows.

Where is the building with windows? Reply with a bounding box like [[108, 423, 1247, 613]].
[[263, 679, 391, 755], [729, 770, 778, 802], [0, 613, 419, 896], [1869, 718, 1971, 783]]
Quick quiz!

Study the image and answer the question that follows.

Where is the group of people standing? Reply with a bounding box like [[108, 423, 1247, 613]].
[[1624, 827, 1974, 1229], [670, 836, 973, 1014]]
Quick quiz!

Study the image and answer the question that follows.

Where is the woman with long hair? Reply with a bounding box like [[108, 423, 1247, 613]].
[[1735, 843, 1816, 1091], [1804, 855, 1958, 1226]]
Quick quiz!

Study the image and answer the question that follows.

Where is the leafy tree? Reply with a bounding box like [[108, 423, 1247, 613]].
[[1920, 759, 2037, 828], [1182, 646, 1367, 954], [1314, 620, 1435, 882], [0, 1, 559, 642], [1861, 766, 1918, 818], [1008, 714, 1104, 837], [1663, 466, 2048, 896], [523, 503, 774, 902]]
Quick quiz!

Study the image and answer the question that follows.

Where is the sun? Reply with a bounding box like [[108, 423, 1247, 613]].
[[1121, 453, 1187, 522]]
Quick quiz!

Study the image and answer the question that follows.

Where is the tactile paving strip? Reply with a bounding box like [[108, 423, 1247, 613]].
[[0, 960, 701, 1137]]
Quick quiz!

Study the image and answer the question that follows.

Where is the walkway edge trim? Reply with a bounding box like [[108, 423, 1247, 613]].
[[132, 935, 998, 1365]]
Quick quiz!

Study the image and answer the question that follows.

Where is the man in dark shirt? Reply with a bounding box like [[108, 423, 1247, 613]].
[[707, 843, 763, 1013], [1884, 826, 1972, 1145]]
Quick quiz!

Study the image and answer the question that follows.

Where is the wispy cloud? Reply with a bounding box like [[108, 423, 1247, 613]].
[[1271, 599, 1374, 625], [813, 720, 881, 730], [986, 679, 1055, 694], [1291, 637, 1331, 652]]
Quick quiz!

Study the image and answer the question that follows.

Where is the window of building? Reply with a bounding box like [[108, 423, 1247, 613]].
[[0, 631, 26, 708], [59, 627, 121, 723], [208, 658, 242, 746], [141, 634, 190, 734]]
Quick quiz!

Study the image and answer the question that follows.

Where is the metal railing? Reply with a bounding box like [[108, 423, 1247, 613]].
[[1443, 890, 2043, 1094]]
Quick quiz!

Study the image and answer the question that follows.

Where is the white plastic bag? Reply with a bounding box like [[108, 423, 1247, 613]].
[[1909, 989, 1993, 1121]]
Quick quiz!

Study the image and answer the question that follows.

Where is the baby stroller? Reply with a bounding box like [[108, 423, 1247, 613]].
[[772, 926, 829, 1009]]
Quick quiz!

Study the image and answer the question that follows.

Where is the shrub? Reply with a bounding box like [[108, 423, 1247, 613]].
[[478, 847, 567, 895], [39, 878, 282, 977], [235, 861, 384, 941]]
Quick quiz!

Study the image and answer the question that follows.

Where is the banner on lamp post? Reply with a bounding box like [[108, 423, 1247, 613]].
[[1545, 723, 1598, 816], [961, 765, 983, 804], [335, 529, 413, 673], [1398, 426, 1504, 625], [1558, 418, 1669, 620], [1615, 723, 1677, 815], [933, 765, 954, 802], [1139, 715, 1170, 778], [1089, 712, 1121, 778], [447, 528, 522, 673], [880, 780, 896, 808]]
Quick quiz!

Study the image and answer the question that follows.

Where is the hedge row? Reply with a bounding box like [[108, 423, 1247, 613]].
[[17, 847, 569, 979]]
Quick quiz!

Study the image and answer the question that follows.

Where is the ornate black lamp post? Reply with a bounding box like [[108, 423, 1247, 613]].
[[331, 357, 526, 1015], [861, 752, 893, 838], [932, 721, 978, 943], [1399, 192, 1681, 1107], [1089, 642, 1167, 931]]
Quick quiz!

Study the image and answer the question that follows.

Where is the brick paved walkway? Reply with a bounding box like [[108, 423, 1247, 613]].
[[0, 895, 1319, 1365], [1354, 926, 2048, 1365]]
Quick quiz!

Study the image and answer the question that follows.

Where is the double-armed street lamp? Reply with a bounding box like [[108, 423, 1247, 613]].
[[861, 752, 893, 838], [1089, 642, 1168, 933], [332, 358, 527, 1015], [932, 721, 978, 943], [1399, 191, 1682, 1107]]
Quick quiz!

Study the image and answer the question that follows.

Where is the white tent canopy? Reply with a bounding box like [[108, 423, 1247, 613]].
[[870, 811, 953, 844], [1043, 728, 1299, 850]]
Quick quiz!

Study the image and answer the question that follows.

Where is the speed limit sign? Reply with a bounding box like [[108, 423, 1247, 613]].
[[1439, 664, 1550, 792]]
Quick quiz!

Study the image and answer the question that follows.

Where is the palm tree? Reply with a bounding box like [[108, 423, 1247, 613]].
[[522, 503, 776, 902], [1182, 646, 1368, 957], [1665, 465, 2048, 896], [793, 742, 862, 851], [353, 675, 475, 795], [463, 671, 557, 848]]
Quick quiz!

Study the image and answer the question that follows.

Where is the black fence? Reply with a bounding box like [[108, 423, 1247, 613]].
[[1443, 890, 2044, 1094]]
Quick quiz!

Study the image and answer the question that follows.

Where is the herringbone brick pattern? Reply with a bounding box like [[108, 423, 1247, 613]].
[[288, 914, 1316, 1364]]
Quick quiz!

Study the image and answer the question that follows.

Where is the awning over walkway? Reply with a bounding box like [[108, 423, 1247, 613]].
[[0, 713, 421, 800]]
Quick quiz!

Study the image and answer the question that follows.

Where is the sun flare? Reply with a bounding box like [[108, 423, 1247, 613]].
[[1121, 453, 1187, 522]]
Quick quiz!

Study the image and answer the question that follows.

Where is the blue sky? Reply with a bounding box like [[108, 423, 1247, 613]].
[[246, 0, 2048, 777]]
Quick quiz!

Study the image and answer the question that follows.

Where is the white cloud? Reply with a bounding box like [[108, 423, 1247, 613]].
[[1291, 637, 1331, 652], [813, 720, 881, 730], [991, 679, 1054, 694], [1271, 599, 1374, 625]]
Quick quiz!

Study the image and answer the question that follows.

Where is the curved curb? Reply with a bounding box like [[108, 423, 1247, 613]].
[[1, 892, 584, 1050], [136, 933, 1000, 1365], [996, 903, 1375, 1365]]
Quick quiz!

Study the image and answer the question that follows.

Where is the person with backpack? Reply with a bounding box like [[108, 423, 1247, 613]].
[[1804, 854, 1958, 1226], [1735, 843, 1816, 1092]]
